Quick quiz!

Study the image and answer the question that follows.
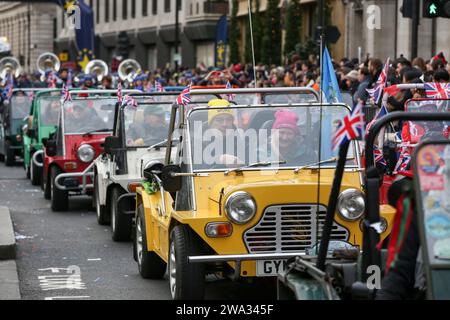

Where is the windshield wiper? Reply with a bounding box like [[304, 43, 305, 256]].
[[293, 157, 354, 173], [224, 160, 286, 176], [82, 128, 111, 136]]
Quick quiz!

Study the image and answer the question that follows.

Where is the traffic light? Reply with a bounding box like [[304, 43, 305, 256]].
[[423, 0, 450, 18], [401, 0, 415, 18]]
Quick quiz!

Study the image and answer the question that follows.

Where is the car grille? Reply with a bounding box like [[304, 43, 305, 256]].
[[243, 204, 349, 253]]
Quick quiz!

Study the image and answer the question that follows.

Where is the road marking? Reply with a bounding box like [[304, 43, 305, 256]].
[[87, 258, 102, 261], [45, 296, 90, 300], [38, 266, 86, 291]]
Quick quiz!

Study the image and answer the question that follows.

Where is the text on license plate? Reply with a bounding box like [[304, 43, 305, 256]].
[[256, 260, 287, 277]]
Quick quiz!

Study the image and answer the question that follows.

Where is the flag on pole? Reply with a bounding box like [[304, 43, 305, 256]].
[[365, 103, 388, 136], [121, 95, 137, 108], [366, 57, 390, 104], [321, 46, 343, 103], [394, 146, 411, 174], [62, 84, 72, 103], [424, 82, 450, 99], [155, 81, 164, 92], [332, 102, 365, 151], [47, 71, 57, 89], [117, 82, 123, 104], [374, 145, 387, 167], [223, 81, 235, 101], [176, 84, 192, 106]]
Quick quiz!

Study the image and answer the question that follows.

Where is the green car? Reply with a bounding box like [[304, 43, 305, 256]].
[[0, 89, 36, 166], [22, 89, 61, 185]]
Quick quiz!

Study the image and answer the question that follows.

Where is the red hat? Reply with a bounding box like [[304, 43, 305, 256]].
[[272, 109, 299, 135]]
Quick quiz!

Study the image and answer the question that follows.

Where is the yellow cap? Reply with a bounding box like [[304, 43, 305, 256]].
[[207, 99, 234, 124]]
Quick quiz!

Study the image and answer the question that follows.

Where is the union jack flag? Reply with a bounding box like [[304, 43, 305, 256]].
[[47, 71, 57, 89], [365, 103, 388, 136], [117, 82, 123, 104], [155, 81, 164, 92], [384, 84, 400, 97], [176, 84, 191, 106], [374, 145, 386, 166], [424, 82, 450, 99], [5, 74, 13, 99], [332, 102, 365, 151], [122, 95, 137, 108], [394, 146, 411, 174], [223, 81, 235, 101], [62, 84, 72, 103], [367, 57, 390, 104]]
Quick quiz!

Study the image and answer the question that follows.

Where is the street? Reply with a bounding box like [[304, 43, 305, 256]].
[[0, 163, 275, 300]]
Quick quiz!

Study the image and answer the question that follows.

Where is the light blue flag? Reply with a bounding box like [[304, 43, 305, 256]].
[[321, 47, 343, 103], [321, 47, 343, 158]]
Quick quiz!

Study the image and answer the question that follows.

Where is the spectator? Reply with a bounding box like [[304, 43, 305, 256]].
[[354, 67, 371, 105]]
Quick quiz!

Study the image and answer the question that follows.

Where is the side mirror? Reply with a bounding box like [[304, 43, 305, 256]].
[[104, 136, 120, 155], [45, 139, 57, 157], [161, 165, 182, 193]]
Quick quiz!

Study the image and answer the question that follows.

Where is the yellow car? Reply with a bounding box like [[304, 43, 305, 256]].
[[133, 98, 395, 299]]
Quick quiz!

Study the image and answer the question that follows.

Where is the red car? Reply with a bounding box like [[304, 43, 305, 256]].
[[42, 92, 119, 211]]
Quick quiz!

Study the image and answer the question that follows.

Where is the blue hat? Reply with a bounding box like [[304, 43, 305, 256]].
[[134, 73, 147, 82]]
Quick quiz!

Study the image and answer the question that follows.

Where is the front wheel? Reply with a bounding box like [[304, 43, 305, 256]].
[[169, 225, 205, 300], [4, 141, 15, 166], [50, 166, 68, 211], [94, 173, 110, 225], [30, 154, 41, 186], [135, 204, 166, 279], [111, 186, 132, 242]]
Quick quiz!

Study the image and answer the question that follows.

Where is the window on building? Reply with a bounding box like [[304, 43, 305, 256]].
[[142, 0, 148, 16], [123, 0, 128, 20], [164, 0, 170, 12], [196, 2, 199, 14], [96, 0, 100, 23], [152, 0, 157, 15], [113, 0, 117, 21], [131, 0, 136, 18], [105, 0, 110, 22]]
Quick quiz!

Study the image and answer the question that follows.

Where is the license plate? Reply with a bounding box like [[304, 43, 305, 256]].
[[256, 260, 287, 277]]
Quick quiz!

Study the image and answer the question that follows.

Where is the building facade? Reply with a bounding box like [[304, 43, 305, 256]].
[[55, 0, 230, 70], [0, 1, 57, 72], [343, 0, 450, 62]]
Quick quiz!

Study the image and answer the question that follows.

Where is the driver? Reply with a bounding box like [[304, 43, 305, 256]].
[[65, 104, 104, 132], [128, 106, 168, 146], [260, 109, 316, 166], [43, 100, 61, 124]]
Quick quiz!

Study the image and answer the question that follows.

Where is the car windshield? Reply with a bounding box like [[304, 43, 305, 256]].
[[124, 103, 172, 147], [63, 98, 116, 134], [188, 104, 356, 171], [11, 94, 32, 119], [40, 96, 62, 126], [405, 99, 450, 142]]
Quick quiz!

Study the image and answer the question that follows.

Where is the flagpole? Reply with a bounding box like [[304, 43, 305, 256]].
[[247, 0, 257, 88]]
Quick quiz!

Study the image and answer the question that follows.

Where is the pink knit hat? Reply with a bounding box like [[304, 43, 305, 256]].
[[272, 109, 299, 135]]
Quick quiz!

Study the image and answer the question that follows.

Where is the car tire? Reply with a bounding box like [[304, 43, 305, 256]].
[[50, 166, 68, 212], [111, 186, 132, 242], [135, 204, 166, 279], [0, 151, 4, 162], [94, 173, 110, 225], [43, 167, 51, 200], [30, 154, 41, 186], [168, 225, 205, 300], [4, 141, 15, 167]]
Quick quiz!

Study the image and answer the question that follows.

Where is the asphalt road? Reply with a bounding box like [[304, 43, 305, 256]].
[[0, 162, 276, 300]]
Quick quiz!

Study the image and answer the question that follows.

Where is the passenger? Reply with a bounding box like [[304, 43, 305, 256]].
[[128, 106, 168, 146], [65, 104, 103, 132], [261, 109, 316, 166]]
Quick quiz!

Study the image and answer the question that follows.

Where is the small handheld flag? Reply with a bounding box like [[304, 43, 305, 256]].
[[366, 57, 390, 105], [122, 95, 137, 108], [223, 81, 235, 101], [332, 102, 365, 151], [155, 81, 164, 92], [176, 84, 192, 106], [62, 84, 72, 103], [117, 82, 123, 104]]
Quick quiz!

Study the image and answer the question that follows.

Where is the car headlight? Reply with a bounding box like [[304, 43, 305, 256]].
[[225, 192, 256, 224], [337, 189, 365, 221], [77, 144, 95, 163]]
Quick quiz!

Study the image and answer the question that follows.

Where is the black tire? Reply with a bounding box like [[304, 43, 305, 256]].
[[0, 151, 4, 162], [94, 173, 110, 225], [111, 186, 132, 242], [50, 166, 68, 212], [4, 141, 15, 166], [43, 166, 51, 200], [169, 225, 205, 300], [30, 154, 41, 186], [135, 204, 166, 279]]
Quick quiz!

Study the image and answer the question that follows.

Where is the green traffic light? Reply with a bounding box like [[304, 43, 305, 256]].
[[429, 3, 438, 14]]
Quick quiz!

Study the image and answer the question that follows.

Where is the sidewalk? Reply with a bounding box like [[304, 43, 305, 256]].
[[0, 206, 21, 300]]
